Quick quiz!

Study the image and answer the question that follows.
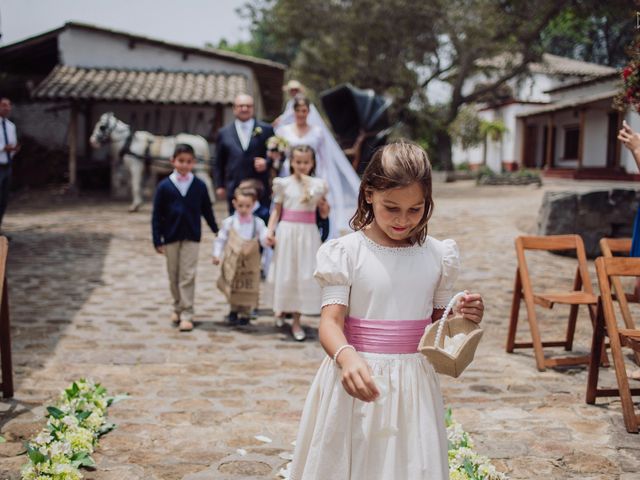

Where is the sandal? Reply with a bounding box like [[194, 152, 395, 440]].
[[178, 319, 194, 332]]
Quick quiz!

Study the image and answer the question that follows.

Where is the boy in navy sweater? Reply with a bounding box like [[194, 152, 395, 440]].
[[152, 143, 218, 331]]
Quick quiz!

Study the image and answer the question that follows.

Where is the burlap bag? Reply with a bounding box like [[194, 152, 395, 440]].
[[216, 226, 261, 308]]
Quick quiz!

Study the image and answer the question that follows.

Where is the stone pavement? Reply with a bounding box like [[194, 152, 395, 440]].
[[0, 179, 639, 480]]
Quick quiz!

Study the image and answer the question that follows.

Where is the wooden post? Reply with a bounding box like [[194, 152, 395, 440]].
[[68, 105, 78, 190], [545, 114, 554, 170], [519, 118, 526, 170], [0, 237, 13, 398], [84, 102, 93, 162], [577, 109, 585, 169]]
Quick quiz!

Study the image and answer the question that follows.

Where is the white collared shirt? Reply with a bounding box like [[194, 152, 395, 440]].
[[212, 213, 268, 258], [0, 117, 17, 165], [234, 119, 255, 150], [169, 170, 194, 197]]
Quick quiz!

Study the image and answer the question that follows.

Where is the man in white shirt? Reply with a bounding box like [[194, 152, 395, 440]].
[[213, 94, 274, 214], [0, 98, 18, 230]]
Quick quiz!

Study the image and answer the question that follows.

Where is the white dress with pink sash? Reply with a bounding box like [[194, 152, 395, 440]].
[[289, 230, 459, 480], [268, 175, 328, 314]]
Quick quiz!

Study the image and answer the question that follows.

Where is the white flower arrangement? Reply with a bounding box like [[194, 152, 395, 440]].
[[21, 379, 127, 480], [266, 135, 288, 153], [446, 408, 508, 480]]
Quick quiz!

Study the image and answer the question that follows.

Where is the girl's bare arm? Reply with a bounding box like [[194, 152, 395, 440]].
[[319, 304, 379, 402]]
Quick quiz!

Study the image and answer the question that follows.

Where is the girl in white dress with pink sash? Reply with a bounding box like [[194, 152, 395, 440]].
[[289, 141, 485, 479], [275, 94, 360, 239], [266, 145, 329, 341]]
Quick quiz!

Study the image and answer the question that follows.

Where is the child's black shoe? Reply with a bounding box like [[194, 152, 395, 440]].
[[226, 311, 239, 326], [237, 315, 251, 326]]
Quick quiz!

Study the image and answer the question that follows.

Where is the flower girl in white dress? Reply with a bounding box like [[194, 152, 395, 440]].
[[289, 141, 485, 479], [266, 145, 330, 341]]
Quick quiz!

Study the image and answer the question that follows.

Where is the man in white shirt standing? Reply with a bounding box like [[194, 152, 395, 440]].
[[0, 98, 19, 232], [213, 94, 274, 214]]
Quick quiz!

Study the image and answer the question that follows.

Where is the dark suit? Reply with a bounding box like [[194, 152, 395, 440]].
[[214, 119, 274, 212]]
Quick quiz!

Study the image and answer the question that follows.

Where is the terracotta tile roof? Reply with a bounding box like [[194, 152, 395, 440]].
[[516, 90, 618, 117], [31, 65, 248, 105], [477, 53, 616, 77]]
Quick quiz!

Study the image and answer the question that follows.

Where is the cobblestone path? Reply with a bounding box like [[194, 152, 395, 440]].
[[0, 179, 639, 479]]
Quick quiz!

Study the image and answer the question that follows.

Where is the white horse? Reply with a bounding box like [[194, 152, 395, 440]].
[[89, 112, 215, 212]]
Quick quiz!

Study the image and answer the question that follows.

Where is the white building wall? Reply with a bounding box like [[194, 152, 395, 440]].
[[582, 107, 608, 168]]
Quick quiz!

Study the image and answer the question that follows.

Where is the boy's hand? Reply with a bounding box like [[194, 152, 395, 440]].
[[212, 256, 220, 265], [337, 348, 379, 403], [254, 157, 267, 172], [457, 292, 484, 324], [155, 245, 165, 254]]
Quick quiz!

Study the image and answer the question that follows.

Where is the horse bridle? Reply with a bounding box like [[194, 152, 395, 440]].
[[96, 113, 120, 144]]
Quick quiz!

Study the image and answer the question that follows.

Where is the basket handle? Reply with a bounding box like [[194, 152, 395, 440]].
[[434, 291, 467, 348]]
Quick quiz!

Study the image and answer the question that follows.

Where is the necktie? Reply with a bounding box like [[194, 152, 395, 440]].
[[238, 214, 252, 224], [177, 173, 189, 182], [1, 120, 9, 164]]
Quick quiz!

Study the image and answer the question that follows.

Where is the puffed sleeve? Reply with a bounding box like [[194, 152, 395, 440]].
[[433, 239, 460, 309], [272, 177, 285, 203], [314, 239, 352, 307]]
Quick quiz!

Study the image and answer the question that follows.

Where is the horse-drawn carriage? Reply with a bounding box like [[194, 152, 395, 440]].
[[90, 113, 214, 211], [320, 83, 392, 174]]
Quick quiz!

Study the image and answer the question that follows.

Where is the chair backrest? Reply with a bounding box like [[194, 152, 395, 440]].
[[516, 234, 594, 294], [600, 238, 632, 258], [599, 238, 637, 332], [597, 256, 640, 279], [595, 257, 640, 336]]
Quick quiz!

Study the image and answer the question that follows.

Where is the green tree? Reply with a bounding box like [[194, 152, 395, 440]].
[[540, 0, 636, 67], [242, 0, 625, 170]]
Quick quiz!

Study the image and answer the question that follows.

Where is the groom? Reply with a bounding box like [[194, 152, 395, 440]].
[[214, 94, 274, 213]]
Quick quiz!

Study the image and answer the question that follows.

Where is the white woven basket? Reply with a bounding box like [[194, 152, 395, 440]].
[[418, 291, 483, 378]]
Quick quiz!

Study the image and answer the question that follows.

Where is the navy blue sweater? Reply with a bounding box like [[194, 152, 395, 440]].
[[151, 177, 218, 247]]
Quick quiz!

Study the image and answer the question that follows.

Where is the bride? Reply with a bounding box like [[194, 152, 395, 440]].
[[275, 86, 360, 239]]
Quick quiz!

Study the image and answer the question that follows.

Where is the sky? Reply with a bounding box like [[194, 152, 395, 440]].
[[0, 0, 250, 48]]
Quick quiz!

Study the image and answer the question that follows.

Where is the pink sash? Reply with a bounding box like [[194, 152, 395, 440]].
[[344, 316, 431, 354], [281, 208, 316, 224]]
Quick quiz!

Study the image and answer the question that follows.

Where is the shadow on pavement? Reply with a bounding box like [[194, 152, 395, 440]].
[[5, 227, 112, 392]]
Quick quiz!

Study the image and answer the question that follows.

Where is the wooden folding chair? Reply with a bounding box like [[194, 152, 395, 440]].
[[599, 238, 640, 366], [0, 237, 12, 398], [506, 235, 597, 371], [587, 257, 640, 433]]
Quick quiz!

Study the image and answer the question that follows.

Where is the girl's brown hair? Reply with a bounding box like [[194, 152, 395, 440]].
[[350, 140, 434, 245]]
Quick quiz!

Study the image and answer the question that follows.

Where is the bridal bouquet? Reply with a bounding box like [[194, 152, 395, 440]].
[[614, 38, 640, 114], [266, 135, 288, 154]]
